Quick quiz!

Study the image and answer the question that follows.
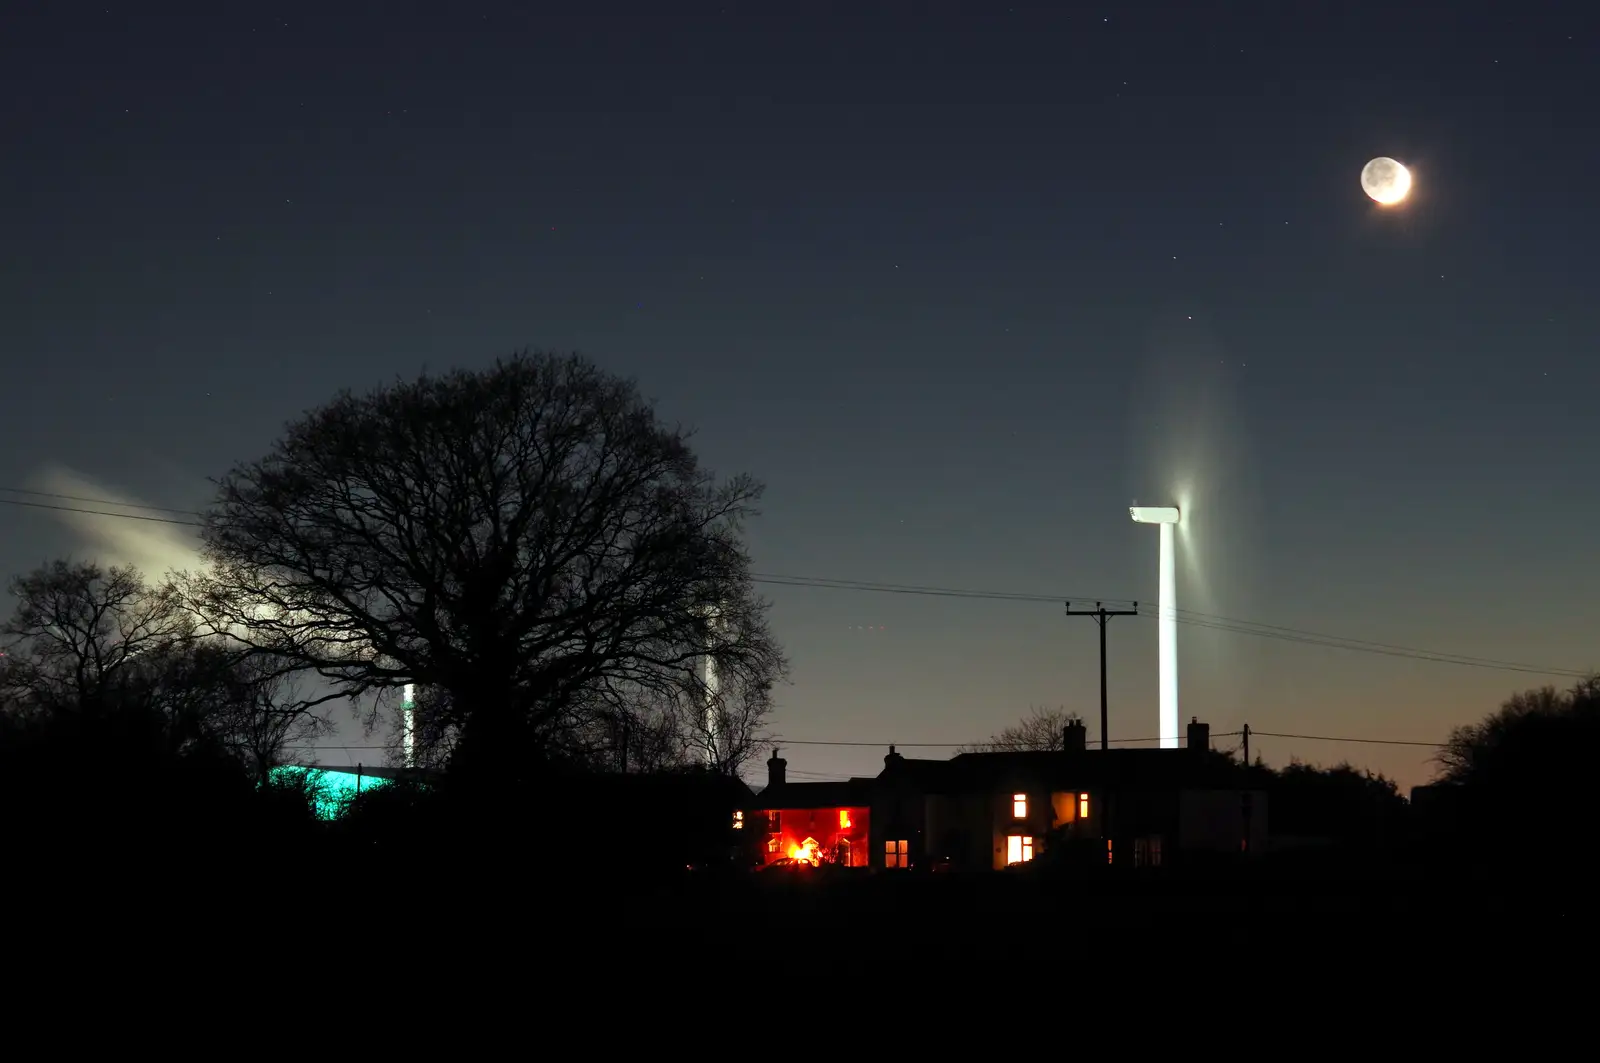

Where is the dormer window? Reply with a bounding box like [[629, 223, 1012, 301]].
[[1012, 793, 1027, 819]]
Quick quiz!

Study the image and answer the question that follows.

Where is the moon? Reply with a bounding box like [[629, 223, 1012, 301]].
[[1361, 157, 1412, 206]]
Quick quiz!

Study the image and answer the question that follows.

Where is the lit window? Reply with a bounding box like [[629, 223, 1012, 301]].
[[1079, 792, 1089, 818], [732, 810, 744, 830], [885, 839, 908, 869], [1006, 835, 1034, 864], [766, 811, 780, 832], [1012, 793, 1027, 818], [839, 809, 852, 829], [1106, 839, 1114, 865], [767, 837, 779, 854]]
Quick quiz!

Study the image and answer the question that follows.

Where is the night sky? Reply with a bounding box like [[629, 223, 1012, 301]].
[[3, 2, 1595, 793]]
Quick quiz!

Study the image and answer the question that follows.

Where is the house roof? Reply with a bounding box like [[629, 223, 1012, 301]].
[[880, 747, 1247, 793], [754, 777, 874, 811]]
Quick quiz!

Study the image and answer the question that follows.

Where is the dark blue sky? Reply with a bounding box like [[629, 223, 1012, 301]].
[[2, 1, 1595, 790]]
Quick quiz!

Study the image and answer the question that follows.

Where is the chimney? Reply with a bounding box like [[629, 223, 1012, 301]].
[[884, 744, 904, 769], [1062, 719, 1087, 753], [767, 748, 787, 789], [1186, 717, 1210, 752]]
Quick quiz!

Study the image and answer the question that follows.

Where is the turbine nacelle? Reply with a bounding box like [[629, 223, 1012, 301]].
[[1129, 505, 1180, 525]]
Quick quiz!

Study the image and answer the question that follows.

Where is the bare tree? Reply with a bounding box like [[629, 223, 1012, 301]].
[[190, 351, 786, 782], [958, 705, 1083, 753], [0, 560, 192, 719], [198, 649, 331, 782], [0, 560, 327, 774]]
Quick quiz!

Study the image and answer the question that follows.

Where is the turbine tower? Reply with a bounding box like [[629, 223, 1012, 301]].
[[702, 647, 721, 768], [402, 683, 416, 768], [700, 606, 722, 769], [1129, 505, 1181, 748]]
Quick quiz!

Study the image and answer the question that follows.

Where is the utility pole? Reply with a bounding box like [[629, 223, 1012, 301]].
[[1242, 723, 1250, 766], [1065, 601, 1139, 751]]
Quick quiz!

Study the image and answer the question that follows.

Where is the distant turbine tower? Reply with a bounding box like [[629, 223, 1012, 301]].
[[1130, 505, 1181, 748], [402, 682, 416, 768], [700, 605, 722, 769]]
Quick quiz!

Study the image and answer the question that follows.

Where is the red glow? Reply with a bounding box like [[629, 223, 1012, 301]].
[[760, 805, 870, 867], [788, 837, 820, 864]]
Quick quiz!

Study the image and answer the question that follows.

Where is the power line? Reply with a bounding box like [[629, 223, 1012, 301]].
[[1246, 730, 1446, 748], [752, 572, 1127, 606], [283, 733, 1248, 755], [282, 745, 388, 750], [0, 496, 204, 527], [757, 572, 1586, 680], [5, 486, 1586, 681], [1140, 603, 1586, 679], [776, 733, 1242, 749], [0, 486, 202, 516]]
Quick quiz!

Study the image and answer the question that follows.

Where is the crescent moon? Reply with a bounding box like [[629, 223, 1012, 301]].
[[1361, 157, 1412, 206]]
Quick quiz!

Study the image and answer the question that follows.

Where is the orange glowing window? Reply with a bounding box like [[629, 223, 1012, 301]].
[[1012, 793, 1027, 818], [732, 810, 744, 830], [1006, 835, 1034, 864], [1106, 839, 1114, 865], [885, 839, 908, 869], [1078, 792, 1090, 818], [767, 837, 779, 853], [838, 809, 852, 829]]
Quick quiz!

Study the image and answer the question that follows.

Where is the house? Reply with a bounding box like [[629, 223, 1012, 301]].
[[752, 751, 874, 867], [756, 717, 1266, 873]]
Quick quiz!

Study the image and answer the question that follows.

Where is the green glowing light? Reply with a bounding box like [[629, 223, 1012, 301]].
[[268, 765, 391, 820]]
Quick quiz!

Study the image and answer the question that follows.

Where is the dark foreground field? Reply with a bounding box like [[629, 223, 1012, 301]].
[[372, 855, 1594, 938]]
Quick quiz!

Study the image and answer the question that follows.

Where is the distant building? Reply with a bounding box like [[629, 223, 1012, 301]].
[[752, 751, 874, 867], [753, 717, 1266, 872]]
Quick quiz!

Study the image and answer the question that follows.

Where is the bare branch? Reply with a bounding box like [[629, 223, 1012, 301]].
[[957, 705, 1083, 754], [193, 350, 787, 779]]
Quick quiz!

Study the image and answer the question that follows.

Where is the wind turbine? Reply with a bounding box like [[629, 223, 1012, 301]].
[[1130, 505, 1181, 748]]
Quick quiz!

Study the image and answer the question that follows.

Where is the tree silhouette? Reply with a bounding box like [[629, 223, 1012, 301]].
[[1436, 676, 1600, 788], [0, 560, 191, 720], [0, 559, 324, 778], [0, 560, 325, 860], [190, 351, 786, 783], [1432, 676, 1600, 857], [1266, 760, 1409, 850], [958, 705, 1082, 753]]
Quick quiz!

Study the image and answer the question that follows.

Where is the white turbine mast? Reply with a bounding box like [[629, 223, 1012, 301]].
[[1129, 505, 1181, 749], [700, 604, 722, 768], [402, 682, 416, 768]]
